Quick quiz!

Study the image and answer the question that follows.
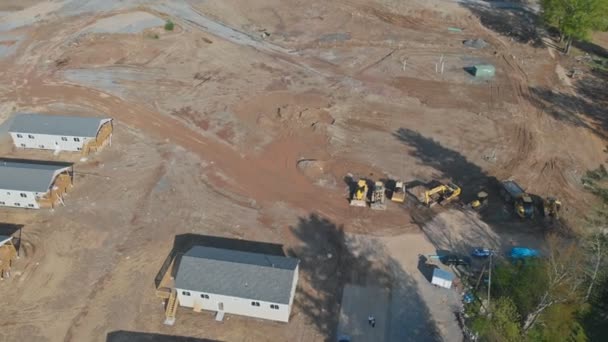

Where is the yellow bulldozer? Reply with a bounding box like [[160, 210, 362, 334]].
[[350, 179, 368, 207], [391, 181, 406, 203], [410, 181, 461, 207]]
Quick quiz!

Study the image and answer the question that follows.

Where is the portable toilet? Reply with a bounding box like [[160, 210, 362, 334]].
[[431, 268, 454, 289], [473, 64, 495, 77]]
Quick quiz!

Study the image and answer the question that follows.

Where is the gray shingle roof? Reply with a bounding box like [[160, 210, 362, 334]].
[[175, 246, 299, 304], [9, 113, 111, 138], [0, 160, 72, 192]]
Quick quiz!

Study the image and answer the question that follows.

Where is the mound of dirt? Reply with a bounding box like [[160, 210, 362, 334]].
[[297, 159, 338, 188]]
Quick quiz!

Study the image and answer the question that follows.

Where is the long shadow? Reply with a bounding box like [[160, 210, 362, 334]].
[[460, 2, 542, 47], [0, 223, 23, 253], [527, 67, 608, 138], [287, 213, 442, 341], [107, 331, 221, 342], [155, 234, 285, 288]]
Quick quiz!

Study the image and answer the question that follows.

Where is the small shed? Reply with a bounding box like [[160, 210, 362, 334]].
[[472, 64, 495, 77], [431, 268, 454, 289]]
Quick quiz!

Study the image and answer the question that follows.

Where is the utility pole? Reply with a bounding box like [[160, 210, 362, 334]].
[[487, 252, 492, 314]]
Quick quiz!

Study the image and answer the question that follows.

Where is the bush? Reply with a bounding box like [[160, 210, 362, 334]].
[[164, 20, 174, 31]]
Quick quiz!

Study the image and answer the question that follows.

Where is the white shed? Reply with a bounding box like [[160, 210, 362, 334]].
[[0, 159, 73, 209], [431, 268, 454, 289], [9, 113, 113, 154], [175, 246, 299, 323]]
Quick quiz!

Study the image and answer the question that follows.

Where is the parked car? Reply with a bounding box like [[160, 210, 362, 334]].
[[440, 254, 470, 266], [509, 247, 539, 259], [472, 247, 493, 258]]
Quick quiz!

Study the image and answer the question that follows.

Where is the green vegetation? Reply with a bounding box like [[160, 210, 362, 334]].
[[541, 0, 608, 53], [164, 19, 174, 31]]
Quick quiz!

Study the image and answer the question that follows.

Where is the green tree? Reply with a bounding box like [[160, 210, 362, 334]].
[[541, 0, 608, 53], [472, 297, 522, 342]]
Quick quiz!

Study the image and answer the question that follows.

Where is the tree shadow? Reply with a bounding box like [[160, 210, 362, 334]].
[[287, 213, 442, 341], [460, 2, 543, 47], [526, 67, 608, 138], [573, 40, 608, 59], [106, 331, 221, 342], [154, 234, 286, 288]]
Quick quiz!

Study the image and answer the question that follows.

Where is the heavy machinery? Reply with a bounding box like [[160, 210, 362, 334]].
[[500, 180, 534, 219], [349, 179, 368, 207], [543, 197, 562, 219], [470, 191, 488, 211], [410, 181, 461, 207], [370, 181, 387, 210], [391, 181, 406, 203]]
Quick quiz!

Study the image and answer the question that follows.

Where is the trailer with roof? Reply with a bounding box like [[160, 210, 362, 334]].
[[0, 159, 73, 209], [9, 113, 113, 155]]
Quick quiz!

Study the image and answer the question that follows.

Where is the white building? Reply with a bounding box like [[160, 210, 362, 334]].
[[175, 246, 299, 323], [9, 113, 113, 154], [0, 159, 73, 209], [431, 268, 454, 289]]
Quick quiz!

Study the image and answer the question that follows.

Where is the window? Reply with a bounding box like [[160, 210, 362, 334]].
[[200, 294, 209, 299], [20, 193, 27, 198], [28, 204, 34, 208], [28, 134, 34, 139], [0, 201, 4, 205], [38, 145, 45, 149], [16, 134, 22, 138], [61, 137, 68, 141], [251, 301, 260, 307], [181, 291, 191, 296], [6, 192, 10, 195], [77, 147, 82, 151], [14, 203, 20, 206], [270, 304, 279, 310], [20, 143, 25, 147], [74, 137, 80, 142]]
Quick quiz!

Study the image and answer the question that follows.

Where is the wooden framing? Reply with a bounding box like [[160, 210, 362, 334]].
[[82, 120, 113, 156], [37, 169, 74, 209], [0, 237, 17, 279]]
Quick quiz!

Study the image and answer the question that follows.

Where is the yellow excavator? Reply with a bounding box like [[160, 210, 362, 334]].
[[412, 182, 461, 207], [350, 179, 368, 207]]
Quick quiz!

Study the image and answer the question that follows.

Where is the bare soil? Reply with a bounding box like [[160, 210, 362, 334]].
[[0, 0, 606, 341]]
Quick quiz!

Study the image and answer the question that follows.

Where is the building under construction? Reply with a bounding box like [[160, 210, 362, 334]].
[[0, 159, 74, 209]]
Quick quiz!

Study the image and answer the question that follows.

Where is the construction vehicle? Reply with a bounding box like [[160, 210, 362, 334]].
[[370, 181, 387, 210], [470, 191, 488, 211], [391, 181, 406, 203], [0, 235, 18, 279], [350, 179, 368, 207], [542, 197, 562, 219], [410, 181, 461, 207], [500, 180, 534, 219]]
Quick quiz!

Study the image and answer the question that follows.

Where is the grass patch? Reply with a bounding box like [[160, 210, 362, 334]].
[[582, 165, 608, 202], [164, 20, 174, 31]]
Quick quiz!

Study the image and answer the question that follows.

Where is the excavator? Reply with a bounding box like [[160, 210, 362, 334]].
[[350, 179, 368, 207], [411, 181, 461, 207]]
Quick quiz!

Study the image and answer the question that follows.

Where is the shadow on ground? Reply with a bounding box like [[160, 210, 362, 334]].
[[107, 330, 221, 342], [527, 67, 608, 138], [460, 1, 542, 47], [287, 213, 442, 341], [0, 223, 23, 253], [155, 234, 285, 288]]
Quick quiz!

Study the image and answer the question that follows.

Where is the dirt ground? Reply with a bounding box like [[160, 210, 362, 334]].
[[0, 0, 606, 341]]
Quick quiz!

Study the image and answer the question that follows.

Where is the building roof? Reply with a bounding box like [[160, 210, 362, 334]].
[[9, 113, 111, 138], [0, 160, 72, 192], [0, 235, 12, 247], [175, 246, 299, 304], [433, 268, 455, 281]]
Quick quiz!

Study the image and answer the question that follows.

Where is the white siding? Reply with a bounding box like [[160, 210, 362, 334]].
[[176, 290, 291, 322], [10, 132, 90, 152], [0, 189, 41, 209]]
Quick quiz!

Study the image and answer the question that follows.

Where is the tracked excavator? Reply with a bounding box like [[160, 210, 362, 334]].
[[500, 180, 534, 219], [410, 181, 461, 207], [350, 179, 368, 207]]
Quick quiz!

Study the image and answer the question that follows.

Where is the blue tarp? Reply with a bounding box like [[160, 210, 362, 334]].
[[509, 247, 539, 259]]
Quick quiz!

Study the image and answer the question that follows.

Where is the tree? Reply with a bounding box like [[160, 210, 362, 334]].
[[582, 208, 608, 301], [541, 0, 608, 53], [472, 297, 522, 342]]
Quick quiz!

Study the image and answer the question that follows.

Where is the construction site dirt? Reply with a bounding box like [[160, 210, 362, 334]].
[[0, 0, 606, 341]]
